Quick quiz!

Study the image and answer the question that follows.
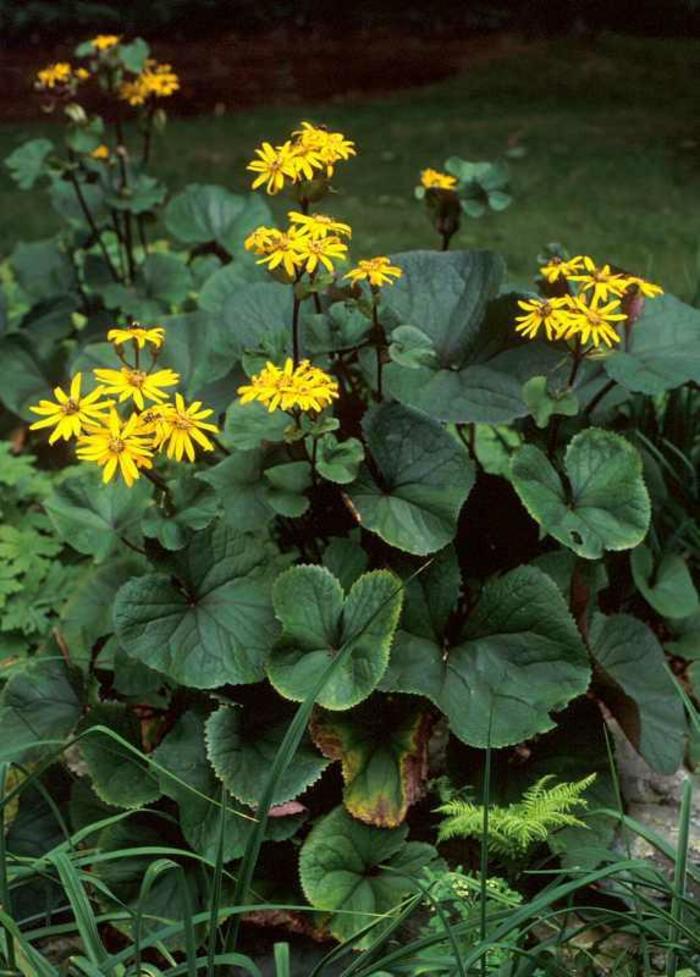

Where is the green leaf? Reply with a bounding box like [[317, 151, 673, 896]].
[[165, 184, 272, 252], [11, 239, 75, 300], [299, 806, 437, 946], [102, 253, 192, 315], [106, 173, 166, 214], [5, 138, 54, 189], [267, 565, 403, 709], [313, 434, 364, 485], [382, 566, 590, 747], [589, 613, 686, 774], [604, 294, 700, 395], [205, 703, 329, 807], [199, 450, 310, 528], [322, 536, 368, 592], [346, 403, 475, 555], [522, 375, 578, 428], [50, 176, 109, 228], [388, 325, 438, 369], [0, 656, 82, 762], [45, 466, 150, 562], [305, 301, 372, 353], [198, 260, 265, 315], [0, 337, 51, 419], [630, 545, 699, 620], [510, 429, 650, 559], [311, 698, 432, 827], [222, 400, 289, 450], [141, 473, 218, 551], [119, 38, 150, 72], [113, 521, 279, 689], [220, 281, 291, 359], [264, 461, 311, 516], [79, 702, 161, 808]]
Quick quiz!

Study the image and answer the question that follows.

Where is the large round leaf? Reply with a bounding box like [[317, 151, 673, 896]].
[[267, 565, 403, 710], [299, 806, 437, 946], [346, 403, 475, 556], [604, 294, 700, 395], [589, 613, 686, 774], [205, 703, 329, 807], [113, 521, 280, 689], [165, 184, 272, 252], [79, 703, 160, 809], [0, 657, 82, 763], [382, 566, 590, 747], [221, 281, 291, 358], [510, 428, 650, 559], [630, 544, 698, 620]]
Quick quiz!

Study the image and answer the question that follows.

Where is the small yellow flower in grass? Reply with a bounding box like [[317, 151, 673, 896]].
[[539, 255, 585, 283], [514, 296, 571, 341], [90, 144, 110, 160], [107, 324, 165, 349], [293, 234, 348, 274], [238, 358, 339, 413], [563, 296, 627, 349], [568, 256, 628, 304], [155, 393, 219, 462], [29, 373, 113, 444], [77, 411, 153, 486], [624, 275, 664, 298], [344, 256, 403, 289], [89, 34, 121, 51], [420, 168, 457, 190], [93, 367, 179, 410], [288, 211, 352, 239], [247, 141, 298, 195], [255, 227, 306, 277]]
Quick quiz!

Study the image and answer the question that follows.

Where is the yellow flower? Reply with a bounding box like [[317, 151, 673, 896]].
[[247, 141, 298, 195], [119, 60, 179, 106], [288, 211, 352, 239], [107, 324, 165, 349], [292, 122, 356, 177], [344, 256, 403, 289], [539, 255, 585, 283], [76, 411, 153, 486], [293, 234, 348, 274], [568, 256, 628, 304], [420, 168, 458, 190], [90, 34, 121, 51], [90, 144, 110, 160], [35, 62, 87, 91], [624, 275, 664, 298], [563, 296, 627, 349], [256, 227, 306, 277], [135, 403, 172, 442], [93, 367, 179, 410], [287, 142, 327, 181], [238, 358, 339, 413], [514, 296, 571, 341], [244, 225, 280, 255], [154, 393, 219, 462], [29, 373, 113, 444]]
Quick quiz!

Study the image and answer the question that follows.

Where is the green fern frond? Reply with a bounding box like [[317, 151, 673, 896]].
[[436, 774, 596, 856]]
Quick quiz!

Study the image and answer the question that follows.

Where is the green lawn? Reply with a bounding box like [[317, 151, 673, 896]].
[[1, 34, 699, 297]]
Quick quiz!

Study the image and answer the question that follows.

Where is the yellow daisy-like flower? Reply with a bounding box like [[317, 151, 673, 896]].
[[135, 403, 172, 442], [344, 256, 403, 289], [90, 144, 110, 160], [420, 168, 458, 190], [568, 257, 628, 304], [93, 367, 179, 410], [107, 324, 165, 350], [35, 62, 87, 91], [89, 34, 121, 51], [514, 296, 572, 342], [256, 228, 306, 277], [563, 296, 627, 349], [538, 255, 585, 283], [154, 393, 219, 462], [288, 211, 352, 239], [292, 122, 356, 177], [624, 275, 664, 298], [76, 410, 153, 486], [119, 60, 179, 106], [293, 234, 348, 274], [238, 358, 339, 414], [244, 225, 279, 255], [247, 141, 298, 195], [29, 373, 113, 444], [287, 141, 327, 181]]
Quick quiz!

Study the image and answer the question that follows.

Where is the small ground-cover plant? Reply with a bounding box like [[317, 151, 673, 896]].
[[0, 32, 699, 972]]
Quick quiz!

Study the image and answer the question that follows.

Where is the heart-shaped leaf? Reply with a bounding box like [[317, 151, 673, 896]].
[[311, 697, 432, 827], [589, 613, 686, 774], [0, 657, 82, 762], [299, 805, 437, 945], [79, 702, 160, 809], [510, 428, 650, 559], [630, 545, 699, 620], [165, 184, 272, 252], [205, 703, 329, 807], [267, 565, 403, 710], [346, 403, 475, 556], [382, 566, 590, 747], [113, 521, 280, 689]]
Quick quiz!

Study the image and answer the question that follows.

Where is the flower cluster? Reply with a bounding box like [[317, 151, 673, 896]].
[[420, 168, 458, 191], [246, 121, 356, 196], [89, 34, 122, 52], [35, 62, 89, 94], [344, 256, 403, 289], [245, 210, 351, 277], [515, 255, 663, 349], [238, 358, 339, 414], [28, 323, 218, 486], [119, 59, 180, 106]]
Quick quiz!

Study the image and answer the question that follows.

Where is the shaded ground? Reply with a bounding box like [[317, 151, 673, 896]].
[[1, 34, 699, 297]]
